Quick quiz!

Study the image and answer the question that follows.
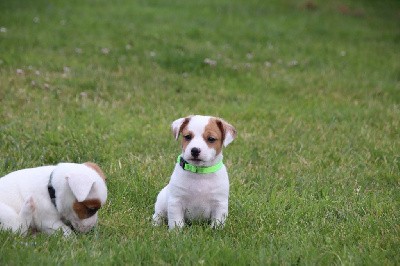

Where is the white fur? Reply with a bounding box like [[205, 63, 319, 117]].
[[153, 115, 236, 229], [0, 163, 107, 236]]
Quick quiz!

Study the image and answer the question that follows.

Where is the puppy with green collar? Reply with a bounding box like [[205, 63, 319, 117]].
[[153, 115, 237, 229]]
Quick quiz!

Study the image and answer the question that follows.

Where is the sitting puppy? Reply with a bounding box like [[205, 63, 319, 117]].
[[0, 162, 107, 236], [153, 115, 237, 229]]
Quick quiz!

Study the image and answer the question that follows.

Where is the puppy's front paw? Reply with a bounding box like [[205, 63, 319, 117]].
[[211, 220, 225, 229], [62, 226, 74, 237], [211, 213, 227, 229], [168, 220, 185, 230], [152, 214, 165, 226]]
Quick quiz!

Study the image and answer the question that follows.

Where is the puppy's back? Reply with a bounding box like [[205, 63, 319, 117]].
[[0, 166, 55, 210]]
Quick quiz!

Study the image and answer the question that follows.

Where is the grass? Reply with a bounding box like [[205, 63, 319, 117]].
[[0, 0, 399, 264]]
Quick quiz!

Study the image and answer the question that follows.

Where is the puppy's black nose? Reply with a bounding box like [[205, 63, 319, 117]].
[[191, 147, 201, 157]]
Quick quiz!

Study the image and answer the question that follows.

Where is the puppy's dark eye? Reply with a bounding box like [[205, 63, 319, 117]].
[[87, 207, 99, 216], [207, 137, 216, 143], [184, 135, 192, 141]]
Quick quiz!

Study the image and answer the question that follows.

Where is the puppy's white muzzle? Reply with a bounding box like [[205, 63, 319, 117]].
[[183, 139, 216, 166], [68, 214, 98, 233]]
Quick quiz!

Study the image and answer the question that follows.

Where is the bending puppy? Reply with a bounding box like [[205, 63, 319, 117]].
[[0, 162, 107, 236], [153, 115, 237, 229]]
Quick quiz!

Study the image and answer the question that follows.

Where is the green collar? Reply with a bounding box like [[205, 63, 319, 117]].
[[177, 155, 224, 174]]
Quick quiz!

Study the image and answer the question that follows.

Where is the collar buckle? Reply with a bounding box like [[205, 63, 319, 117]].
[[179, 156, 187, 169]]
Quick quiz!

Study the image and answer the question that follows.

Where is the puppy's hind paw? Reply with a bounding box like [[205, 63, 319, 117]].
[[17, 196, 36, 235]]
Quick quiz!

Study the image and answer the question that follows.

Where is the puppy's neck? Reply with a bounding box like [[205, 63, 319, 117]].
[[208, 153, 223, 167]]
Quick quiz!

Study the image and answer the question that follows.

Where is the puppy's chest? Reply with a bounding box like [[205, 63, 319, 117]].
[[188, 180, 213, 195], [172, 177, 227, 202]]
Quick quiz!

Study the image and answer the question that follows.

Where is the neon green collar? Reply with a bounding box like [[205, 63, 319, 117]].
[[177, 155, 223, 174]]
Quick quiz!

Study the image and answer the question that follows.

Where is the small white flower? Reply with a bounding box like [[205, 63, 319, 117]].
[[31, 80, 36, 86], [0, 27, 7, 33], [246, 53, 253, 60], [101, 48, 110, 54], [125, 44, 132, 50], [33, 17, 40, 23], [16, 69, 24, 75], [355, 186, 361, 195], [340, 51, 346, 57], [288, 60, 298, 67], [149, 51, 156, 57], [80, 92, 88, 98], [35, 70, 40, 76], [264, 61, 272, 67], [28, 65, 33, 70], [204, 58, 217, 67], [63, 66, 70, 73], [75, 48, 82, 54], [44, 83, 50, 89]]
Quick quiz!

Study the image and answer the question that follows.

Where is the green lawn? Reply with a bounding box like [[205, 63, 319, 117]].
[[0, 0, 399, 264]]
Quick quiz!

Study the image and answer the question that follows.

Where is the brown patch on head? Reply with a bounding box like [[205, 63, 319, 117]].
[[203, 118, 224, 155], [73, 199, 102, 219], [180, 121, 193, 152], [179, 118, 190, 137], [172, 116, 192, 140], [84, 162, 106, 182]]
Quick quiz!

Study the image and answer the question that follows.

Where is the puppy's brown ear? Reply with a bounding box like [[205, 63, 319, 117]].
[[216, 118, 237, 147], [84, 162, 106, 182], [171, 116, 191, 140]]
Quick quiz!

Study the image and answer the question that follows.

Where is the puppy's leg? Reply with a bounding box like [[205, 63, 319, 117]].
[[152, 187, 168, 226], [40, 220, 73, 236], [18, 196, 36, 235], [210, 202, 228, 229], [167, 199, 184, 230], [0, 202, 29, 234]]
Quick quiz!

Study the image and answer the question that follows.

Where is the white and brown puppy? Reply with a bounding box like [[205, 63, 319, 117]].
[[153, 115, 237, 229], [0, 162, 107, 236]]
